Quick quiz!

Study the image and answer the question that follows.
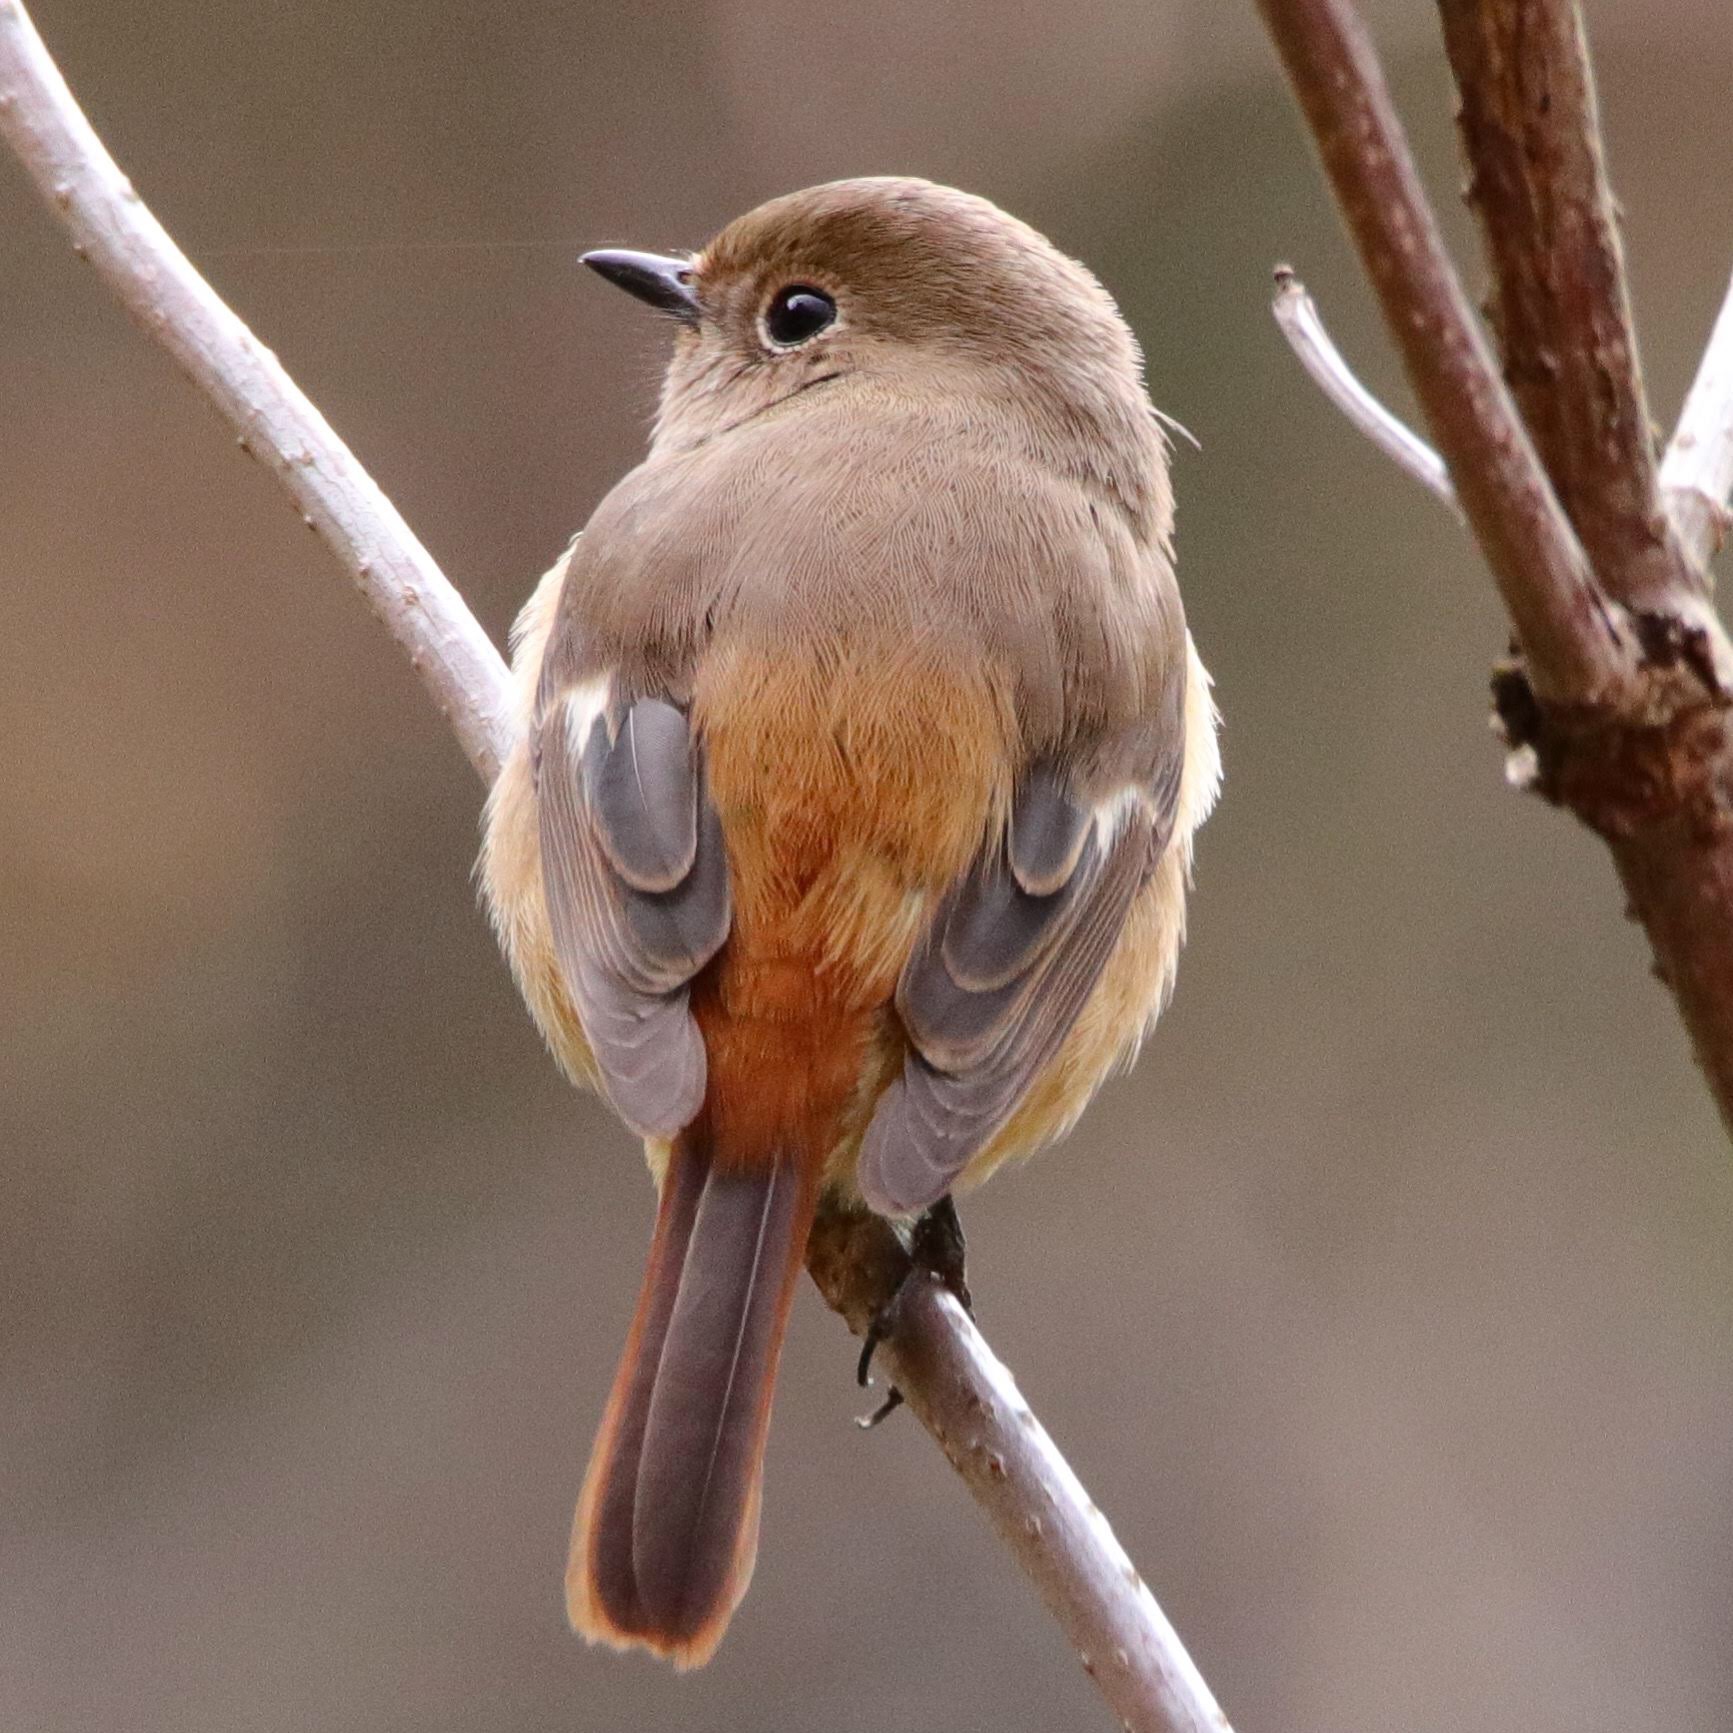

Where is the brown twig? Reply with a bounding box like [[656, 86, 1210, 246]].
[[0, 3, 1230, 1728], [1253, 0, 1632, 709], [1259, 0, 1733, 1140], [1436, 0, 1700, 613]]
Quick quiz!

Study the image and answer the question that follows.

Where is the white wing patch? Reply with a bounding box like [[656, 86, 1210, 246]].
[[1093, 785, 1155, 851], [564, 674, 613, 756]]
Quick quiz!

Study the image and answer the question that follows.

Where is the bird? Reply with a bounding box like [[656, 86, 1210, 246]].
[[480, 176, 1220, 1669]]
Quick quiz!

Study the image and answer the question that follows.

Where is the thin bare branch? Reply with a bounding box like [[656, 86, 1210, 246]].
[[810, 1213, 1231, 1733], [1254, 0, 1632, 708], [0, 3, 1231, 1727], [1435, 0, 1702, 612], [0, 0, 513, 780], [1660, 273, 1733, 565], [1272, 265, 1460, 515]]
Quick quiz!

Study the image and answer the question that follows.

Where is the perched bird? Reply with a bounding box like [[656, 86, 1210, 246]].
[[481, 177, 1220, 1668]]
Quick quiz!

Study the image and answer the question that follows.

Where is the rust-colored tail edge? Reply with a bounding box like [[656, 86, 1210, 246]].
[[566, 1128, 816, 1668]]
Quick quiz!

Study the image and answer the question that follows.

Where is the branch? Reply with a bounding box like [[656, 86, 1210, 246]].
[[808, 1214, 1228, 1733], [1272, 265, 1461, 515], [0, 4, 1231, 1728], [1258, 0, 1733, 1145], [1254, 0, 1631, 708], [1660, 273, 1733, 565], [1435, 0, 1701, 614], [0, 1, 512, 781]]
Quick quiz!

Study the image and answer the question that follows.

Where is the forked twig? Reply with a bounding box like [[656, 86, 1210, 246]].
[[0, 3, 1230, 1729], [1258, 0, 1733, 1144], [1253, 0, 1631, 709]]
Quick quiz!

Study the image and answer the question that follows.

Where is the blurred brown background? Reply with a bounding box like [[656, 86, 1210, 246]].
[[4, 3, 1731, 1729]]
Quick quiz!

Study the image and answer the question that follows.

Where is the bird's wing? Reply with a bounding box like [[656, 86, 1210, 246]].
[[856, 739, 1185, 1219], [534, 682, 731, 1139]]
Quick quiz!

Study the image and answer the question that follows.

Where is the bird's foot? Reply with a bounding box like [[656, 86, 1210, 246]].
[[856, 1194, 973, 1428]]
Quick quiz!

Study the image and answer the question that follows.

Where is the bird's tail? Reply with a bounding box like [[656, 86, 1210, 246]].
[[567, 1121, 818, 1668]]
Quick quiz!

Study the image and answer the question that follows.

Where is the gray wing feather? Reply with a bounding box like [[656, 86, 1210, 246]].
[[584, 698, 699, 894], [856, 761, 1163, 1219], [537, 694, 730, 1138], [1006, 763, 1093, 897]]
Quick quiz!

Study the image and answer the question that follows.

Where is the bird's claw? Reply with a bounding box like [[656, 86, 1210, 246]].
[[855, 1194, 972, 1427]]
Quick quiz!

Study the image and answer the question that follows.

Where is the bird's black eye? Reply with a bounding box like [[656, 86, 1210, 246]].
[[763, 284, 836, 348]]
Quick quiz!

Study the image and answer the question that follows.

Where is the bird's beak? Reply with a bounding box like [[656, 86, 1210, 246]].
[[580, 249, 700, 325]]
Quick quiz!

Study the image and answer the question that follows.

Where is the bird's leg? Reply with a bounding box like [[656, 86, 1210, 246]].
[[909, 1192, 973, 1314], [856, 1194, 973, 1428]]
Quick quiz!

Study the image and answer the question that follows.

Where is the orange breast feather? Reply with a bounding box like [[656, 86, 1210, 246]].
[[688, 638, 1011, 1169]]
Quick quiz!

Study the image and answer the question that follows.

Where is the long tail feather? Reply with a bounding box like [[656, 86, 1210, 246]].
[[567, 1127, 816, 1668]]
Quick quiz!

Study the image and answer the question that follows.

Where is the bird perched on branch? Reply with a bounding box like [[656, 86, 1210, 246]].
[[481, 176, 1220, 1668]]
